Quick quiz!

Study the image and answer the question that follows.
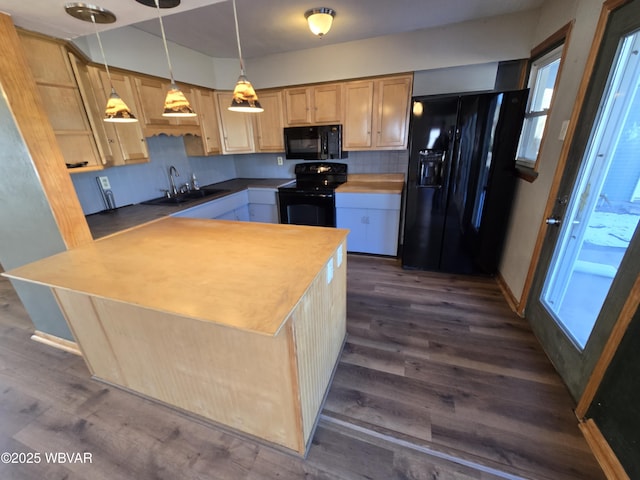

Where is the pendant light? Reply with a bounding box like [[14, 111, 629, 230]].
[[229, 0, 263, 112], [64, 3, 137, 122], [150, 0, 196, 117]]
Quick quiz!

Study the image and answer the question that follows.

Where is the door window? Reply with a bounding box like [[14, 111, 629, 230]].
[[541, 29, 640, 349]]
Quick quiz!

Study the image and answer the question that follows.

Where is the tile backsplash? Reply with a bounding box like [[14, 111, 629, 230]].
[[72, 135, 408, 215]]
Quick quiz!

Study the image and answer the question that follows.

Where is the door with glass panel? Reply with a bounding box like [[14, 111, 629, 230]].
[[527, 0, 640, 400]]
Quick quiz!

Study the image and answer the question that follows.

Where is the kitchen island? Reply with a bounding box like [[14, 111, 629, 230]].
[[4, 217, 348, 456]]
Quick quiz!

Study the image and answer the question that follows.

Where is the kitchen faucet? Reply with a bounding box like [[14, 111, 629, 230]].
[[168, 165, 179, 196]]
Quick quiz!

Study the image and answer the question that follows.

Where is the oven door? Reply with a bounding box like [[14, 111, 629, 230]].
[[277, 189, 336, 227]]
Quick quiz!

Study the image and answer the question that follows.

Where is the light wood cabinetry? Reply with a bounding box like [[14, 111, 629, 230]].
[[133, 76, 200, 137], [343, 80, 375, 149], [343, 74, 413, 150], [284, 83, 342, 126], [214, 90, 285, 154], [18, 31, 103, 172], [69, 54, 149, 167], [215, 91, 255, 154], [183, 88, 222, 156], [253, 89, 285, 152]]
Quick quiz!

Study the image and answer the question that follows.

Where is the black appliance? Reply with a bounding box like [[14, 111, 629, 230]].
[[402, 90, 528, 274], [284, 125, 348, 161], [278, 162, 347, 227]]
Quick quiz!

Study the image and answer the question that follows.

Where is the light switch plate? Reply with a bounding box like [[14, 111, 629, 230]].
[[559, 120, 570, 141]]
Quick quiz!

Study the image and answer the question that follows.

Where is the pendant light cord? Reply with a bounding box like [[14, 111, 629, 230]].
[[154, 0, 176, 85], [91, 14, 115, 90], [232, 0, 246, 75]]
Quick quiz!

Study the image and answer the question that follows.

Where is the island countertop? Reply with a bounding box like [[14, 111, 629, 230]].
[[5, 216, 347, 336]]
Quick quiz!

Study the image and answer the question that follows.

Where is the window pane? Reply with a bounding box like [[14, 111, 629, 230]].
[[517, 114, 548, 162], [530, 58, 560, 112]]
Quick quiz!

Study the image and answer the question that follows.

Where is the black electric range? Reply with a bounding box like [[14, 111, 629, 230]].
[[278, 162, 347, 227]]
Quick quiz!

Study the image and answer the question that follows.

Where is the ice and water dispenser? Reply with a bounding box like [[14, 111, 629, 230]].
[[417, 150, 445, 187]]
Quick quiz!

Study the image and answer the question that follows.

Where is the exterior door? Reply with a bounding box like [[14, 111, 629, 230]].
[[527, 0, 640, 400]]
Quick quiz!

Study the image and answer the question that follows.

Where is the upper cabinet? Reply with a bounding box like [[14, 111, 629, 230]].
[[375, 75, 413, 149], [343, 74, 413, 151], [184, 88, 222, 156], [343, 80, 375, 150], [213, 90, 285, 155], [215, 91, 255, 154], [69, 53, 149, 167], [18, 31, 104, 172], [284, 83, 342, 126], [253, 90, 285, 152], [133, 76, 200, 137]]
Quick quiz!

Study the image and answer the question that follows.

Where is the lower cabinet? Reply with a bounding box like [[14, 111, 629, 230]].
[[172, 188, 278, 223], [336, 192, 401, 256], [248, 188, 278, 223]]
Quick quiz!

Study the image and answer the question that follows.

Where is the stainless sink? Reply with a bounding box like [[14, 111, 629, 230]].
[[141, 188, 229, 206]]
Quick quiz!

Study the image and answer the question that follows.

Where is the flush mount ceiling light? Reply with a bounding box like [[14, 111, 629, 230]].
[[64, 2, 137, 122], [136, 0, 196, 117], [305, 7, 336, 38], [229, 0, 263, 112]]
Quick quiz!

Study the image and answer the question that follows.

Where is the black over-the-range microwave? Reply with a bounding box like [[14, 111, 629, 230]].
[[283, 124, 348, 161]]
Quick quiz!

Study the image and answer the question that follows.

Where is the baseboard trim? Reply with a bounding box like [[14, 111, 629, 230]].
[[579, 418, 629, 480], [495, 271, 523, 317], [31, 330, 82, 356]]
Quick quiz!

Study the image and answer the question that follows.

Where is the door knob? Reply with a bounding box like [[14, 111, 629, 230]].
[[546, 216, 562, 226]]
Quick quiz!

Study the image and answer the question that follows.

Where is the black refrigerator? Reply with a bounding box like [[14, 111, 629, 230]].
[[402, 90, 528, 274]]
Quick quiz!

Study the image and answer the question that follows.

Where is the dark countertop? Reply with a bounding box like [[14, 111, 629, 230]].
[[86, 178, 293, 239]]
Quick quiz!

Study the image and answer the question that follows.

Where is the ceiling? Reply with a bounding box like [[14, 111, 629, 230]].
[[0, 0, 544, 59]]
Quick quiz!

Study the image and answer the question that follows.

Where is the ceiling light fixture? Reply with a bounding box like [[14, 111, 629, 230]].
[[228, 0, 263, 112], [305, 7, 336, 38], [64, 3, 137, 123], [149, 0, 196, 117]]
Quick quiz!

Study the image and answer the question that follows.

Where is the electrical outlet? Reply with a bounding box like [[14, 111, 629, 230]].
[[277, 156, 283, 166], [98, 176, 111, 190]]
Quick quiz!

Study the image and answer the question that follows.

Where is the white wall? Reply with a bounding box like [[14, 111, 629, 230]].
[[499, 0, 605, 303], [73, 9, 539, 90]]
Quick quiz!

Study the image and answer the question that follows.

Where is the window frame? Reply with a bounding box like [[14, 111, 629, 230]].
[[516, 22, 573, 182]]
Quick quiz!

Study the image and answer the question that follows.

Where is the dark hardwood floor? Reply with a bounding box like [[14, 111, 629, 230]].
[[0, 255, 605, 479]]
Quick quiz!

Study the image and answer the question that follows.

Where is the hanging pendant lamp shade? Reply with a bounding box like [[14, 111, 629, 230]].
[[230, 75, 263, 112], [149, 0, 196, 117], [64, 3, 138, 123], [105, 88, 138, 122], [163, 83, 197, 116], [229, 0, 263, 112]]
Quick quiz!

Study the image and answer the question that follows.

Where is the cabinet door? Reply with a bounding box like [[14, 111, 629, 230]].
[[19, 33, 103, 170], [254, 90, 285, 152], [365, 208, 400, 256], [336, 208, 369, 253], [19, 33, 75, 86], [184, 88, 221, 156], [284, 87, 312, 125], [374, 75, 412, 149], [343, 80, 374, 150], [68, 54, 118, 166], [134, 76, 171, 128], [313, 83, 342, 124], [94, 68, 149, 165], [197, 89, 221, 154], [215, 91, 255, 154]]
